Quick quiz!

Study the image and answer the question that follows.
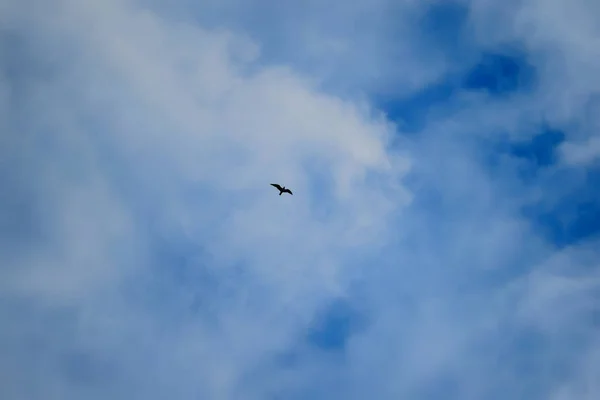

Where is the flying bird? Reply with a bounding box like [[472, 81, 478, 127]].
[[270, 183, 293, 195]]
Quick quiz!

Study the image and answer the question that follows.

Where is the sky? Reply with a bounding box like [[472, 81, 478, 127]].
[[1, 0, 600, 399]]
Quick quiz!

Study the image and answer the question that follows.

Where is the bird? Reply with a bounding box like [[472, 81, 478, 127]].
[[270, 183, 293, 195]]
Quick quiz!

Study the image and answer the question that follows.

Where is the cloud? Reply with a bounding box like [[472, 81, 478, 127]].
[[1, 0, 410, 398], [560, 137, 600, 165], [1, 0, 600, 399]]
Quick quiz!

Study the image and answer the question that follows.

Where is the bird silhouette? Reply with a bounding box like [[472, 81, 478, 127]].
[[270, 183, 293, 195]]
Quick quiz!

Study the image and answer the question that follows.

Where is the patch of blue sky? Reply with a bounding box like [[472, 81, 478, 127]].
[[523, 166, 600, 247], [381, 48, 537, 132], [306, 298, 366, 352], [462, 51, 537, 96]]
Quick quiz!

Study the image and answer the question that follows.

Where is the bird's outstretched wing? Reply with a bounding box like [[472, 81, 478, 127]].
[[283, 188, 293, 195], [271, 183, 283, 191]]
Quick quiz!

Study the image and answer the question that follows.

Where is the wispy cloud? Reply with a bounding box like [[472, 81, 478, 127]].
[[1, 0, 599, 399]]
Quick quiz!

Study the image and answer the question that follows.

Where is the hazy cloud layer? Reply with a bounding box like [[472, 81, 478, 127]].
[[1, 0, 599, 399]]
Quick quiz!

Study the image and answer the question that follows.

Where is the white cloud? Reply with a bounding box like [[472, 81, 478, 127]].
[[0, 0, 412, 398], [560, 137, 600, 165]]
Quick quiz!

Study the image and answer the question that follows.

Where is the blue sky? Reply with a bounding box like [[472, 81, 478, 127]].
[[2, 0, 600, 399]]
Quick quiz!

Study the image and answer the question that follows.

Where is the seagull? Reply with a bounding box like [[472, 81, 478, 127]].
[[270, 183, 293, 196]]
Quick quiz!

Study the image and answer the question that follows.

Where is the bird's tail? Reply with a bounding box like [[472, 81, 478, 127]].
[[279, 191, 282, 195]]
